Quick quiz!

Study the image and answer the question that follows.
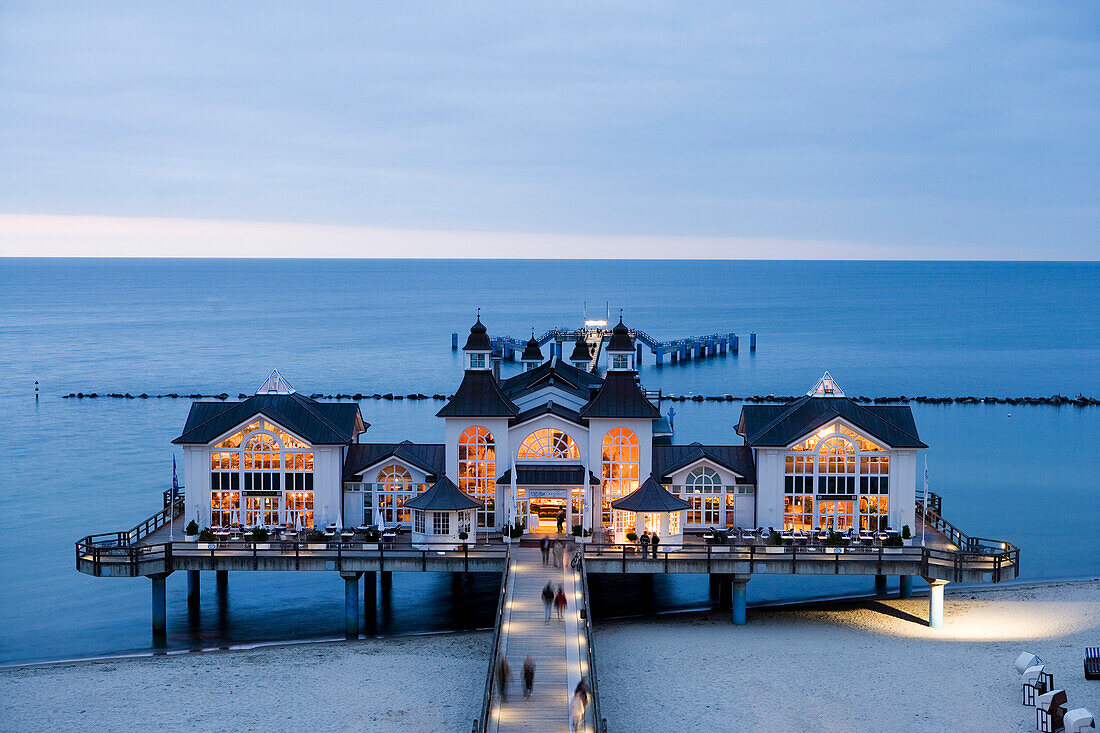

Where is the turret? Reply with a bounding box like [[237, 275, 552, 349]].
[[521, 332, 543, 371], [463, 314, 493, 371], [605, 316, 635, 371], [569, 338, 592, 370]]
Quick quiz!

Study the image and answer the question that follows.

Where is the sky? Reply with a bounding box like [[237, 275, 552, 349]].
[[0, 1, 1097, 259]]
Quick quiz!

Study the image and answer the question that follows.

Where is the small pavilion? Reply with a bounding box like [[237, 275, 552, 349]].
[[610, 476, 690, 548], [404, 477, 482, 549]]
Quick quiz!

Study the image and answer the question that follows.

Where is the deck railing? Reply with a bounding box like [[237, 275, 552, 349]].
[[577, 554, 607, 733], [475, 551, 512, 733]]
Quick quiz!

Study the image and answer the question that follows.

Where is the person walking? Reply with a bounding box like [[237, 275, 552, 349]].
[[522, 655, 535, 700], [640, 530, 650, 559], [569, 678, 589, 732], [541, 582, 554, 624], [540, 536, 550, 566], [552, 539, 565, 568], [496, 657, 512, 702], [651, 531, 660, 559], [554, 584, 567, 620], [556, 507, 566, 534]]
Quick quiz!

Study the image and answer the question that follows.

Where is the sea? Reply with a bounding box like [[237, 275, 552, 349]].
[[1, 259, 1098, 665]]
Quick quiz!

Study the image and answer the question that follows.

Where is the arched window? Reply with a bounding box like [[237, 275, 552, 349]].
[[458, 426, 495, 528], [816, 437, 855, 530], [376, 465, 414, 524], [683, 466, 722, 526], [518, 428, 579, 460], [208, 421, 314, 528], [601, 428, 639, 527], [685, 467, 721, 492]]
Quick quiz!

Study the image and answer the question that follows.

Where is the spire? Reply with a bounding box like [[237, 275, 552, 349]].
[[606, 314, 633, 352], [521, 329, 543, 365], [807, 371, 844, 397], [257, 369, 295, 395]]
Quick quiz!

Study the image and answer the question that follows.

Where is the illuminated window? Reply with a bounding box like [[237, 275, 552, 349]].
[[208, 423, 313, 526], [602, 427, 639, 529], [376, 465, 415, 525], [681, 468, 722, 527], [860, 456, 890, 494], [783, 495, 813, 531], [518, 429, 579, 460], [210, 491, 240, 527], [817, 437, 856, 495], [246, 495, 279, 526], [458, 426, 496, 528], [818, 499, 854, 531], [860, 496, 889, 531], [286, 491, 313, 528]]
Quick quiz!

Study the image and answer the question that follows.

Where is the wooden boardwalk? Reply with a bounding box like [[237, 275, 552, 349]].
[[489, 545, 589, 733]]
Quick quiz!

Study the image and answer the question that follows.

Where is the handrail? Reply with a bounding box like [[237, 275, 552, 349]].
[[916, 498, 1017, 555], [578, 555, 606, 733], [477, 551, 512, 732]]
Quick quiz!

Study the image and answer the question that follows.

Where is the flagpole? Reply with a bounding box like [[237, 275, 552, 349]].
[[921, 455, 928, 549]]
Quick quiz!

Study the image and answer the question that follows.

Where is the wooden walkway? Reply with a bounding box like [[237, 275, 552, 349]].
[[489, 545, 589, 733]]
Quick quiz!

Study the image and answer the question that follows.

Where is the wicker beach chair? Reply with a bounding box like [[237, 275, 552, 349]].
[[1086, 647, 1100, 681], [1036, 689, 1068, 733]]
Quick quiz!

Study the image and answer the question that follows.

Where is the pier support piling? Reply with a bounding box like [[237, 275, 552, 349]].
[[731, 575, 750, 626], [380, 570, 392, 590], [899, 575, 913, 599], [750, 332, 757, 350], [150, 573, 168, 637], [342, 572, 362, 637], [875, 574, 888, 594], [925, 579, 948, 629], [216, 570, 228, 594], [187, 570, 200, 606]]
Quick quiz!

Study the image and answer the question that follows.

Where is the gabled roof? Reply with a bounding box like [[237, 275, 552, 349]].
[[738, 395, 926, 449], [343, 441, 445, 481], [404, 477, 482, 512], [436, 370, 519, 418], [173, 393, 366, 445], [611, 476, 690, 512], [496, 466, 601, 485], [499, 358, 603, 402], [652, 443, 756, 482], [510, 401, 587, 427], [580, 370, 661, 419]]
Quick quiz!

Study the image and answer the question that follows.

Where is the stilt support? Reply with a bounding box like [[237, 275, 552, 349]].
[[899, 575, 913, 599], [216, 570, 228, 593], [875, 574, 888, 594], [925, 578, 948, 629], [731, 575, 750, 625], [187, 570, 200, 606], [150, 573, 169, 637], [342, 572, 362, 637]]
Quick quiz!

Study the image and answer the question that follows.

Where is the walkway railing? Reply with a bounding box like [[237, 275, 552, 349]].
[[916, 496, 1008, 555], [577, 556, 607, 733], [475, 551, 512, 733]]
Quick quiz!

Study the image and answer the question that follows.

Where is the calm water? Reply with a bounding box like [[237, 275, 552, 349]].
[[1, 259, 1098, 665]]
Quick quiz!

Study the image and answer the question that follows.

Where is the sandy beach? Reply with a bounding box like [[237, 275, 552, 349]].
[[598, 579, 1100, 732], [4, 580, 1099, 732]]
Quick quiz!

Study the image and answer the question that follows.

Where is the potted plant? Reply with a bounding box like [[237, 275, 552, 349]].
[[764, 529, 784, 553], [625, 531, 638, 548], [709, 529, 730, 553], [901, 524, 913, 546], [883, 533, 905, 554], [364, 528, 380, 550], [250, 526, 271, 549], [824, 530, 845, 553], [185, 520, 199, 542], [458, 531, 469, 545], [198, 527, 217, 548], [305, 529, 327, 549]]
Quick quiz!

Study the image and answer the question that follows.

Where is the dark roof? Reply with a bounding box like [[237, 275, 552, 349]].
[[436, 370, 519, 418], [497, 466, 601, 485], [738, 396, 926, 449], [569, 339, 592, 362], [499, 358, 603, 402], [343, 441, 445, 481], [404, 477, 482, 512], [521, 336, 543, 362], [611, 476, 690, 512], [580, 370, 661, 419], [606, 318, 634, 352], [174, 393, 366, 445], [510, 401, 587, 427], [652, 443, 756, 482], [463, 318, 492, 351]]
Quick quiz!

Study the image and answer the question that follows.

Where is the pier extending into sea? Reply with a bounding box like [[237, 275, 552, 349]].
[[75, 496, 1016, 731]]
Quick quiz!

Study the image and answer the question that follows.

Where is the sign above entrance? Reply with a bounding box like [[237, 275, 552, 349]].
[[528, 488, 569, 499]]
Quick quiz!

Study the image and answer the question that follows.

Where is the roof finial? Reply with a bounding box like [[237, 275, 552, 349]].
[[619, 307, 623, 323], [476, 306, 481, 321]]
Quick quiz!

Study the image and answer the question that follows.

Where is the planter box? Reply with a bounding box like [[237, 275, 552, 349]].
[[902, 538, 914, 546], [185, 534, 198, 542], [363, 543, 379, 551], [710, 545, 731, 554], [763, 546, 785, 554], [825, 546, 844, 554], [254, 543, 272, 550], [306, 543, 328, 550], [883, 548, 904, 555], [502, 535, 512, 544]]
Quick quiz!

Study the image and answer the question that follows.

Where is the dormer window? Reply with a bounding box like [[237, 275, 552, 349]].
[[612, 354, 630, 370], [469, 353, 487, 370]]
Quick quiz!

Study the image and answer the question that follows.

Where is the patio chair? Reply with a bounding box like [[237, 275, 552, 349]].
[[1036, 689, 1068, 733], [1086, 647, 1100, 680], [1063, 708, 1095, 733]]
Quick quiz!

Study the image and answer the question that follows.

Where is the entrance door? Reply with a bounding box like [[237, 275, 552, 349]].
[[529, 498, 567, 533], [817, 499, 854, 531]]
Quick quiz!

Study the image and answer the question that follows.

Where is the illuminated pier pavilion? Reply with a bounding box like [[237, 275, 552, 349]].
[[76, 315, 1018, 732]]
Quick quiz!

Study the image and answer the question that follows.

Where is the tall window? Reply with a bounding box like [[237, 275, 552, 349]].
[[518, 429, 579, 460], [286, 490, 313, 528], [459, 426, 495, 528], [433, 511, 450, 535], [602, 428, 639, 528], [376, 465, 415, 525], [682, 467, 722, 526], [785, 423, 889, 530], [783, 455, 814, 531], [207, 421, 313, 527]]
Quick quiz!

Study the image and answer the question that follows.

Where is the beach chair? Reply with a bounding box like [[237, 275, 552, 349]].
[[1015, 652, 1043, 675], [1036, 689, 1068, 733], [1023, 664, 1054, 706], [1086, 647, 1100, 680], [1063, 708, 1095, 732]]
